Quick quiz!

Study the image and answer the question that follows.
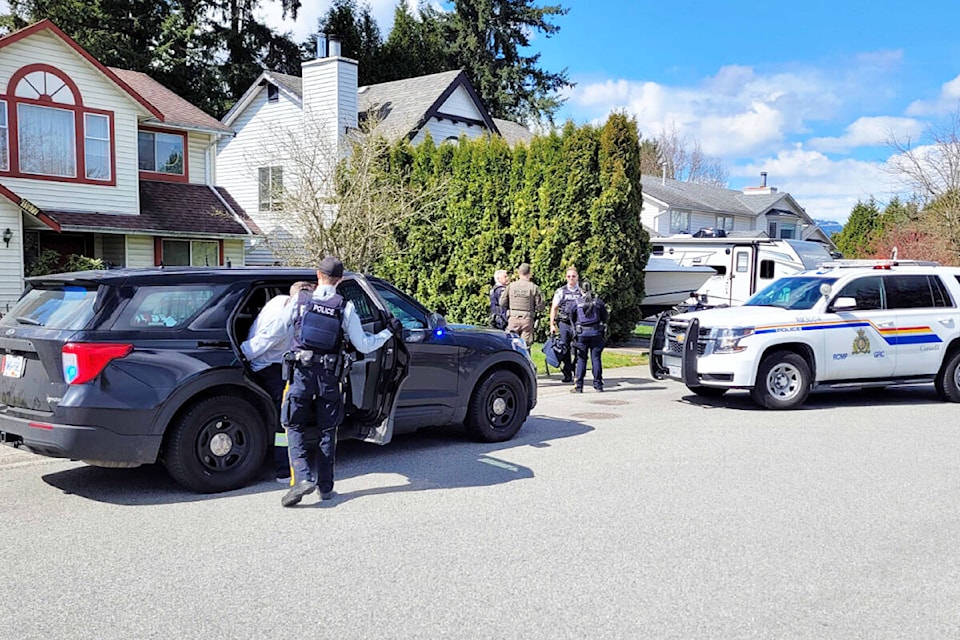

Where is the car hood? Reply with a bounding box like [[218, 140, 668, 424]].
[[674, 305, 812, 328]]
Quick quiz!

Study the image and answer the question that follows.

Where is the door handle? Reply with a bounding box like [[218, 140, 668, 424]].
[[939, 318, 955, 328], [875, 322, 894, 328]]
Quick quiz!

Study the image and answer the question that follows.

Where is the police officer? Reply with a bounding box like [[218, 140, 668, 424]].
[[550, 266, 583, 383], [569, 280, 608, 392], [499, 263, 544, 347], [279, 256, 397, 507], [488, 269, 509, 330]]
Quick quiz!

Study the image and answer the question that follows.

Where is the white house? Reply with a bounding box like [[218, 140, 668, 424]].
[[0, 20, 257, 311], [217, 37, 532, 265], [640, 173, 836, 249]]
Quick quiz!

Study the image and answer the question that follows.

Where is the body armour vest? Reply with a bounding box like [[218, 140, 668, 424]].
[[576, 299, 603, 337], [557, 287, 583, 321], [293, 290, 345, 353], [507, 280, 538, 315]]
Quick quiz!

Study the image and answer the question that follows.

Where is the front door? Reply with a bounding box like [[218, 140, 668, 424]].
[[822, 275, 894, 380], [338, 277, 410, 444]]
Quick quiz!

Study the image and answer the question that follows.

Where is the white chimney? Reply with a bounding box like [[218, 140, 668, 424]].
[[301, 33, 358, 157]]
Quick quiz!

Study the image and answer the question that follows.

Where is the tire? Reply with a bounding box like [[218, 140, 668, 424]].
[[163, 395, 269, 493], [465, 370, 528, 442], [750, 351, 811, 410], [688, 385, 728, 398], [935, 350, 960, 402]]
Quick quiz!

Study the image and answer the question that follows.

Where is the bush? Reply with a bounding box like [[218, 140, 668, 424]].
[[26, 250, 105, 277]]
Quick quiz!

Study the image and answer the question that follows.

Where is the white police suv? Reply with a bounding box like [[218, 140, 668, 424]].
[[650, 259, 960, 409]]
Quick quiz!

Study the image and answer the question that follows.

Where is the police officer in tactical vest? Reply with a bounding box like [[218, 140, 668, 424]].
[[569, 280, 608, 392], [488, 269, 509, 330], [279, 256, 396, 507], [550, 266, 584, 383], [499, 262, 544, 347]]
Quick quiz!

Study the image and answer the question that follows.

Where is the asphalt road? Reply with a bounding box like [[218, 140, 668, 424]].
[[2, 368, 960, 639]]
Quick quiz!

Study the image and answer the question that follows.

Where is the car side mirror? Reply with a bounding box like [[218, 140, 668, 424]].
[[831, 296, 857, 312], [428, 312, 446, 330]]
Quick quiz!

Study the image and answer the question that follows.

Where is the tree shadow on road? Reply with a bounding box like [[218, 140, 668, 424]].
[[40, 415, 592, 506]]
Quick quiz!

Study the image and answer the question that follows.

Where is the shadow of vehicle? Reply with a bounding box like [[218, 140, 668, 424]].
[[680, 385, 945, 411], [41, 416, 593, 506]]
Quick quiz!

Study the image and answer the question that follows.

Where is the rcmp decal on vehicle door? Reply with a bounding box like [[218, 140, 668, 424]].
[[852, 329, 871, 355], [755, 320, 943, 346]]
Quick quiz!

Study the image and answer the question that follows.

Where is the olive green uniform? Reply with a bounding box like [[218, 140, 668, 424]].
[[500, 279, 544, 346]]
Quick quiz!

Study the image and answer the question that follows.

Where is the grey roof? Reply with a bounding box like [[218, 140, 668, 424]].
[[358, 70, 465, 140], [640, 175, 791, 217], [257, 69, 532, 143]]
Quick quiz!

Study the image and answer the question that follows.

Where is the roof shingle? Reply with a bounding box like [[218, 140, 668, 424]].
[[110, 68, 233, 134]]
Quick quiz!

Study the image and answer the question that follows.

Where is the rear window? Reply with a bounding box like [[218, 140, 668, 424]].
[[116, 285, 225, 329], [0, 286, 98, 330], [884, 275, 952, 309]]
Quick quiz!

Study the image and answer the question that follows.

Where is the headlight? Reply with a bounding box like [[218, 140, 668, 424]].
[[711, 326, 755, 353], [510, 335, 532, 360]]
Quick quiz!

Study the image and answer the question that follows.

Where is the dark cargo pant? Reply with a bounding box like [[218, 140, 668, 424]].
[[281, 360, 343, 494]]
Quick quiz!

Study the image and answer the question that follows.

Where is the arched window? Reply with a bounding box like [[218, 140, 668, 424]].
[[0, 64, 114, 184]]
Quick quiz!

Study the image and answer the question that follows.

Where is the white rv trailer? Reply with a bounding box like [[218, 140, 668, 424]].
[[647, 236, 833, 311]]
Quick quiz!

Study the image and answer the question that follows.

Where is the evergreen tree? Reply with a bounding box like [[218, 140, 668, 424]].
[[834, 199, 882, 259], [380, 2, 452, 81], [309, 0, 389, 86]]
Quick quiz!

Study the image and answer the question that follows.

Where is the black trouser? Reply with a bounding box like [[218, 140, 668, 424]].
[[574, 333, 604, 390], [281, 359, 343, 494], [558, 321, 576, 379], [253, 363, 288, 475]]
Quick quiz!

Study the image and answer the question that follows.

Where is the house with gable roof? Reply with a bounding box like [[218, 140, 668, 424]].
[[217, 37, 532, 265], [0, 20, 257, 311], [640, 173, 836, 249]]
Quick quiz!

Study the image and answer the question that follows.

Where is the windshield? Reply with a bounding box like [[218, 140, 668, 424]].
[[785, 240, 833, 269], [745, 276, 837, 310], [0, 285, 98, 329]]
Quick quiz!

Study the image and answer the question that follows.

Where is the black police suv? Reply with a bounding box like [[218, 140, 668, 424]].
[[0, 268, 537, 492]]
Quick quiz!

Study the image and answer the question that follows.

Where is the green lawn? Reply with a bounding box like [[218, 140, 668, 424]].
[[633, 323, 654, 338], [528, 342, 646, 375]]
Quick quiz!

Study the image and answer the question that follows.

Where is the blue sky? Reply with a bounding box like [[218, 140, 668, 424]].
[[264, 0, 960, 224], [3, 0, 952, 224]]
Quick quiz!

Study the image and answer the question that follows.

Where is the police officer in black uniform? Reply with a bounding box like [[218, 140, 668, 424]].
[[549, 266, 584, 383], [569, 280, 608, 392], [279, 256, 396, 507]]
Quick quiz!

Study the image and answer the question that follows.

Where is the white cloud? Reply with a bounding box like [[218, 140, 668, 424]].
[[808, 116, 925, 153], [733, 148, 903, 223], [906, 73, 960, 116]]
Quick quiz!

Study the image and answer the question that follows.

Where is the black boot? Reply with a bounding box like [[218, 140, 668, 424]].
[[281, 480, 317, 507]]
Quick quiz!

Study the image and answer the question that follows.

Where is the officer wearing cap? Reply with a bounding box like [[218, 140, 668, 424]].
[[278, 256, 396, 507]]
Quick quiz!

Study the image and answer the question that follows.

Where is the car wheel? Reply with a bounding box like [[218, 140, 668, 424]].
[[750, 351, 811, 410], [465, 370, 528, 442], [935, 350, 960, 402], [163, 395, 268, 493], [688, 385, 728, 398]]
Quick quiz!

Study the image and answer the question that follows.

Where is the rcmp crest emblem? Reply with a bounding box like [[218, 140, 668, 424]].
[[851, 328, 871, 355]]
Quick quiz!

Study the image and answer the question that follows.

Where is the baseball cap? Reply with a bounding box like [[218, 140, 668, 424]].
[[318, 256, 344, 278]]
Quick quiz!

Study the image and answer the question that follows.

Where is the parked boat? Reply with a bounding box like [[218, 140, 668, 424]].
[[641, 257, 715, 317]]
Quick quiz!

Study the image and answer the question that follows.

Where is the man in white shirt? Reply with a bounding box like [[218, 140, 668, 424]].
[[242, 281, 315, 483]]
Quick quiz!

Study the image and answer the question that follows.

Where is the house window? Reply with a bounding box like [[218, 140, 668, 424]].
[[2, 65, 115, 185], [0, 101, 7, 171], [267, 84, 279, 103], [780, 222, 797, 239], [139, 131, 184, 175], [259, 166, 283, 211], [716, 214, 734, 232], [18, 103, 76, 177], [84, 113, 111, 180], [767, 221, 778, 238], [670, 210, 690, 233], [161, 239, 220, 266]]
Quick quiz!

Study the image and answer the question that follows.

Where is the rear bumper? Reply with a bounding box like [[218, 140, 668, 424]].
[[0, 411, 161, 465]]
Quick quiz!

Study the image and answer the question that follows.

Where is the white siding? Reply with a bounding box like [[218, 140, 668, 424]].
[[0, 202, 24, 313], [217, 87, 303, 245], [0, 31, 145, 214], [223, 239, 245, 267], [437, 85, 484, 120], [187, 131, 214, 184], [125, 235, 155, 267], [302, 57, 358, 152], [413, 117, 488, 145]]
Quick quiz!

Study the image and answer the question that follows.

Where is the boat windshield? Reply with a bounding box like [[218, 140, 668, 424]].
[[745, 276, 838, 310]]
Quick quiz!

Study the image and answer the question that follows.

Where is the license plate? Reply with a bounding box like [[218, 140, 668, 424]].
[[2, 354, 25, 378]]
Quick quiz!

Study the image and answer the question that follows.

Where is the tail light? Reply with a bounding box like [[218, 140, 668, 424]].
[[62, 343, 134, 385]]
